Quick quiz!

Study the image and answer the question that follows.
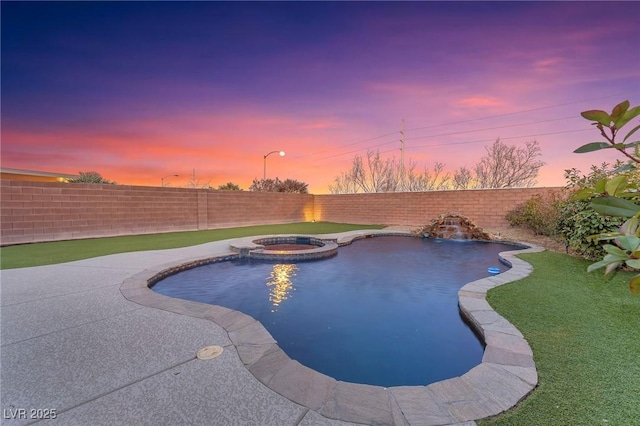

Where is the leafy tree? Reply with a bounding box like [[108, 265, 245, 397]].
[[249, 178, 281, 192], [68, 171, 116, 184], [216, 182, 242, 191], [572, 100, 640, 293], [278, 178, 309, 193], [249, 177, 308, 193]]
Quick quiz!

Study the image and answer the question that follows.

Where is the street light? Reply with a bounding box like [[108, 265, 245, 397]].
[[161, 174, 179, 187], [263, 150, 285, 179]]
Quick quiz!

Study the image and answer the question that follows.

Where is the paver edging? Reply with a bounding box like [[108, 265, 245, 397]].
[[119, 231, 543, 425], [454, 242, 544, 422]]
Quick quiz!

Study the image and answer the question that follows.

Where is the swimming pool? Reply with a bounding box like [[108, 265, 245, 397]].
[[152, 236, 519, 387]]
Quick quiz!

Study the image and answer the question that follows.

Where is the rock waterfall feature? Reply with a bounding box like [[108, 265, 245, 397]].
[[415, 213, 492, 240]]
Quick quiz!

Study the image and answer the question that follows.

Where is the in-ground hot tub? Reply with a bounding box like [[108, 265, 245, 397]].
[[230, 235, 338, 261]]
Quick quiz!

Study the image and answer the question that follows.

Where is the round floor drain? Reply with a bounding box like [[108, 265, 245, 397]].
[[197, 345, 224, 360]]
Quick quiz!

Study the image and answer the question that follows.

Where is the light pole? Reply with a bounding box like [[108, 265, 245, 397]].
[[161, 174, 179, 187], [263, 150, 285, 179]]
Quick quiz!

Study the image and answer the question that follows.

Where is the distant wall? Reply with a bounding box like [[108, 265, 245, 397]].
[[314, 187, 562, 229], [0, 180, 313, 245], [0, 179, 562, 245]]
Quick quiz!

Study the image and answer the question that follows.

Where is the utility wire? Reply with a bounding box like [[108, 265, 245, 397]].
[[290, 131, 398, 160], [310, 117, 579, 162], [404, 93, 625, 132], [405, 116, 576, 141], [310, 136, 400, 162], [379, 128, 591, 155], [294, 93, 624, 163], [301, 127, 593, 171]]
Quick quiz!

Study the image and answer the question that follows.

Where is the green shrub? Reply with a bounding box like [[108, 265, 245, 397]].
[[505, 186, 628, 260], [556, 199, 625, 260], [557, 162, 638, 261], [505, 191, 565, 236]]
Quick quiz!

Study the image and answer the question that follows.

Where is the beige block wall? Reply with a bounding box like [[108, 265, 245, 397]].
[[314, 187, 563, 229], [1, 180, 201, 244], [0, 179, 562, 245], [206, 191, 315, 229]]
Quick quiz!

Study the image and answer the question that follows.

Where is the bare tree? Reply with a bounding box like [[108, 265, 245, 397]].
[[473, 139, 545, 188], [358, 151, 396, 192], [329, 140, 544, 193], [329, 151, 395, 193], [403, 161, 451, 191], [329, 150, 451, 193], [328, 169, 361, 194], [185, 169, 212, 189], [452, 166, 474, 189]]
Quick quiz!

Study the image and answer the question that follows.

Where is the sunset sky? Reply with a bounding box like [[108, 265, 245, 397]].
[[2, 1, 639, 193]]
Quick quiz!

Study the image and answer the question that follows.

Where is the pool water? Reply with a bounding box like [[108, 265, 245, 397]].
[[152, 236, 516, 387]]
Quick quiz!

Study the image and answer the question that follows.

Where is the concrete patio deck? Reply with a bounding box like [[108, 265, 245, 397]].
[[0, 230, 542, 425]]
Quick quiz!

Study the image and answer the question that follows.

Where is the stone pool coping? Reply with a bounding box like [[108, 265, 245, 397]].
[[120, 230, 544, 425]]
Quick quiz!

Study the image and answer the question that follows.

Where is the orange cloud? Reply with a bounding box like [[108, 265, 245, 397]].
[[1, 107, 357, 193]]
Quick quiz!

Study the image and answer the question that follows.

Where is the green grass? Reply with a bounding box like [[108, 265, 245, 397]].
[[481, 251, 640, 425], [0, 222, 383, 269]]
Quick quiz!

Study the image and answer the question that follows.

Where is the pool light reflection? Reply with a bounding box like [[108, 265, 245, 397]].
[[266, 264, 298, 311]]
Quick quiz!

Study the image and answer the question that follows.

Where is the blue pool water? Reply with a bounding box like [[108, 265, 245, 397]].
[[152, 236, 516, 387]]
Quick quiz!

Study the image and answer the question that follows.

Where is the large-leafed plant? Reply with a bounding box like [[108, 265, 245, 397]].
[[574, 100, 640, 293]]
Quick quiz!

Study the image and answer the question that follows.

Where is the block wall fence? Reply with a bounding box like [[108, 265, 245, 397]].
[[0, 179, 562, 245]]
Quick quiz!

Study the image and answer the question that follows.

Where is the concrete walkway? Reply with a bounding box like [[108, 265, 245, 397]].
[[0, 231, 542, 425]]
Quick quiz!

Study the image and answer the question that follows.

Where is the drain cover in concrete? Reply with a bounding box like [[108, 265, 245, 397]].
[[197, 345, 224, 360]]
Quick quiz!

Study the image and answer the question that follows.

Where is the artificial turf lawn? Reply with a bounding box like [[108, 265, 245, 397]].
[[0, 222, 383, 269], [481, 251, 640, 425]]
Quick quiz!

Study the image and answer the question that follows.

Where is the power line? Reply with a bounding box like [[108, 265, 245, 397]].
[[310, 136, 400, 162], [405, 116, 576, 141], [293, 93, 625, 163], [380, 128, 591, 155], [310, 117, 579, 163], [290, 131, 398, 160], [404, 93, 625, 133], [301, 127, 594, 171]]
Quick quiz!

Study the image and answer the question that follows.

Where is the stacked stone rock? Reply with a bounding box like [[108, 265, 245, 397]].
[[414, 213, 492, 240]]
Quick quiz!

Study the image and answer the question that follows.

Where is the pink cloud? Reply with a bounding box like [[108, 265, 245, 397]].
[[454, 96, 506, 109], [366, 82, 444, 98], [532, 57, 565, 74]]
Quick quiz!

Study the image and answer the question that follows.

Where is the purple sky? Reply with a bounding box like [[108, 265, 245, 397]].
[[2, 1, 639, 192]]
